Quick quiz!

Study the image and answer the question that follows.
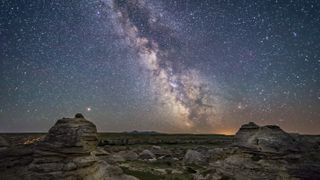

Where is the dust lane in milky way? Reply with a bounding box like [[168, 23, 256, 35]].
[[106, 0, 224, 132]]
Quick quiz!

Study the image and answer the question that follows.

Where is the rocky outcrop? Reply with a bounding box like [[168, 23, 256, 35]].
[[198, 146, 320, 180], [26, 114, 137, 180], [38, 114, 98, 154], [1, 120, 319, 180], [235, 122, 298, 153], [204, 151, 292, 180], [234, 122, 259, 144], [195, 122, 320, 180], [150, 145, 172, 158]]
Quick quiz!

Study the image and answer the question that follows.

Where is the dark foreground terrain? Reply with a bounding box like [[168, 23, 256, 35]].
[[0, 115, 319, 180]]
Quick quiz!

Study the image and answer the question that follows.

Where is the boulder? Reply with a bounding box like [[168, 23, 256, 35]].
[[208, 147, 227, 161], [139, 149, 155, 160], [150, 145, 171, 158], [151, 145, 161, 150], [235, 122, 298, 153], [117, 150, 138, 161], [183, 150, 206, 165]]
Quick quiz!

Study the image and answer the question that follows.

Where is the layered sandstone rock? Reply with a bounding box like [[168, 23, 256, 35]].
[[39, 114, 98, 154], [27, 114, 137, 180], [235, 122, 298, 153], [193, 123, 320, 180]]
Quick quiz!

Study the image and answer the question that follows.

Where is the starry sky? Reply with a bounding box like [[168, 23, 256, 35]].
[[0, 0, 319, 134]]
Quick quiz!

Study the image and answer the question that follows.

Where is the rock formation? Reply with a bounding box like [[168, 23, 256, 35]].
[[235, 122, 298, 153], [1, 120, 319, 180], [197, 122, 320, 180], [38, 114, 98, 154], [28, 113, 137, 180]]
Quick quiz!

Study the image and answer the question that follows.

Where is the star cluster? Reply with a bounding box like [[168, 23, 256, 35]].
[[0, 0, 319, 134]]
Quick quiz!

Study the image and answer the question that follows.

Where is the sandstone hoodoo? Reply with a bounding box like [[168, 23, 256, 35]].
[[235, 122, 298, 153], [38, 113, 98, 154], [27, 114, 137, 180], [201, 122, 320, 180]]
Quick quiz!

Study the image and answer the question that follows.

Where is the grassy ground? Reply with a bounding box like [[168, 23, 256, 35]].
[[122, 167, 192, 180], [97, 132, 234, 147], [0, 132, 234, 147]]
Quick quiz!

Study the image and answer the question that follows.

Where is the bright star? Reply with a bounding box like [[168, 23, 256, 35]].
[[293, 32, 297, 37]]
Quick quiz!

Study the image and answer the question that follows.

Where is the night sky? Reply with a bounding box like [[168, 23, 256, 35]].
[[1, 0, 319, 134]]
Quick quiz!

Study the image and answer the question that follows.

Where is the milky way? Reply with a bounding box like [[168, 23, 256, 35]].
[[0, 0, 319, 134], [104, 0, 223, 131]]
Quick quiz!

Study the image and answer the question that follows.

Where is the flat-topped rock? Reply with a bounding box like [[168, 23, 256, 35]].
[[235, 122, 298, 153], [39, 114, 98, 154], [27, 114, 137, 180], [239, 122, 260, 130]]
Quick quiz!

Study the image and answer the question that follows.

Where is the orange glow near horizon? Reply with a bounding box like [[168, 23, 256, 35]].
[[214, 129, 237, 135]]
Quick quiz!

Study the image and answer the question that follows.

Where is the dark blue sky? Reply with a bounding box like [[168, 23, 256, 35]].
[[0, 0, 319, 134]]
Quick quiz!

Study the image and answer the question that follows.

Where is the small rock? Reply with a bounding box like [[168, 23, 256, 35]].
[[74, 113, 85, 118], [152, 145, 161, 150], [118, 150, 138, 161], [139, 149, 155, 160]]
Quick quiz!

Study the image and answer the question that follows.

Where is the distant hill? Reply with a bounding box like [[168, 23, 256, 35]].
[[124, 130, 162, 135]]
